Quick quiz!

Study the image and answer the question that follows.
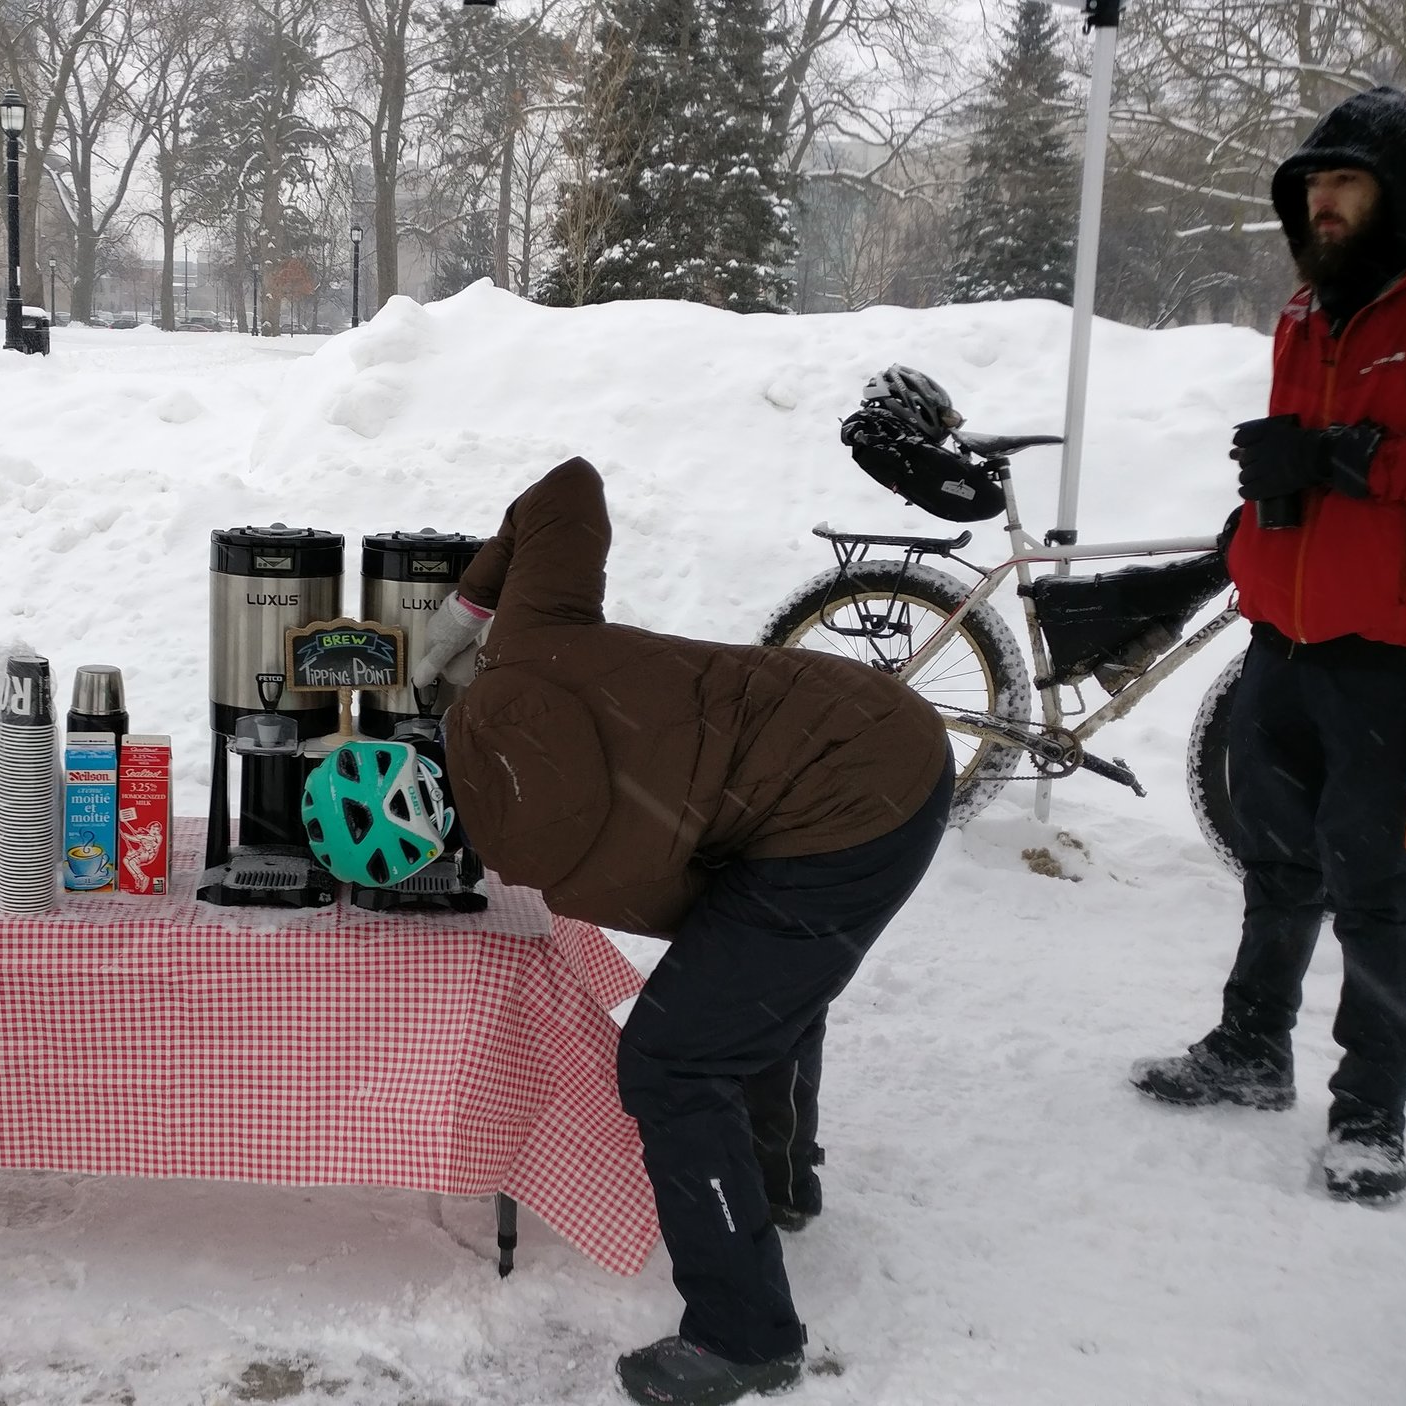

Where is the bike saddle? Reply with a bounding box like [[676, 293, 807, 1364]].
[[952, 429, 1064, 457]]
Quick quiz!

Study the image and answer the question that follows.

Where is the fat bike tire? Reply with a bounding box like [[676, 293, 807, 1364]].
[[756, 561, 1032, 828], [1186, 649, 1244, 877]]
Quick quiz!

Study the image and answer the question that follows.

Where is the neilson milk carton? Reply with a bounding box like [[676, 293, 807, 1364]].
[[63, 733, 118, 892]]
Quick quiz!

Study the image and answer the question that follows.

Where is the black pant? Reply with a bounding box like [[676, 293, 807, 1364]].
[[617, 760, 953, 1364], [1223, 639, 1406, 1126]]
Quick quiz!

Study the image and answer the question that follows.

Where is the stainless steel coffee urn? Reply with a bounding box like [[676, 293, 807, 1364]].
[[210, 525, 344, 740], [359, 529, 484, 738], [201, 524, 344, 905]]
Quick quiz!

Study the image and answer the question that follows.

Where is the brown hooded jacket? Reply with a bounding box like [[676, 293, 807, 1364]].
[[443, 457, 948, 935]]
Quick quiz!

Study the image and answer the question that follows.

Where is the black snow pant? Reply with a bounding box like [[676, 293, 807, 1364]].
[[617, 757, 953, 1365], [1222, 637, 1406, 1130]]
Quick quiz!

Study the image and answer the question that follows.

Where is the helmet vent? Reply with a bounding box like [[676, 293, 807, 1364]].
[[388, 791, 410, 821], [399, 837, 423, 864], [366, 849, 390, 886], [342, 798, 373, 843], [375, 748, 395, 778], [336, 748, 360, 781], [306, 818, 324, 843]]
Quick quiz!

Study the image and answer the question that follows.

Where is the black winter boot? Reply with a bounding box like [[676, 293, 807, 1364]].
[[1130, 1030, 1295, 1110], [616, 1335, 803, 1406], [1324, 1104, 1406, 1205]]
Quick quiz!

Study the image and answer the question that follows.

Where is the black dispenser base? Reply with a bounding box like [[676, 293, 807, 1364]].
[[198, 845, 340, 908], [350, 850, 488, 914]]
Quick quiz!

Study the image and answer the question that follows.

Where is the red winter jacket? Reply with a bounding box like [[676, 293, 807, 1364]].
[[1228, 275, 1406, 646]]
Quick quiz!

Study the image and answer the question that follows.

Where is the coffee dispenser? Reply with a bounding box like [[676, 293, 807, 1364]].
[[200, 524, 344, 907], [359, 530, 484, 739]]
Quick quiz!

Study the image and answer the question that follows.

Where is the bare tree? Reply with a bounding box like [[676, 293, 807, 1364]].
[[773, 0, 966, 195], [1099, 0, 1406, 322], [0, 0, 125, 312], [331, 0, 429, 311], [132, 0, 223, 328], [182, 0, 331, 337]]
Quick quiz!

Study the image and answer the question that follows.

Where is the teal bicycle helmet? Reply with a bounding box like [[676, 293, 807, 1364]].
[[301, 739, 456, 886]]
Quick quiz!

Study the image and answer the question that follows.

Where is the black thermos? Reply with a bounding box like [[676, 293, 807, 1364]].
[[66, 665, 130, 747]]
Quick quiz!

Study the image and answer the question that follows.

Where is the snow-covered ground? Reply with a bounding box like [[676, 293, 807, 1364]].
[[1, 288, 1400, 1406]]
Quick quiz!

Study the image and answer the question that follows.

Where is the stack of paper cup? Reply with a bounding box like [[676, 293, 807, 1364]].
[[0, 653, 59, 914]]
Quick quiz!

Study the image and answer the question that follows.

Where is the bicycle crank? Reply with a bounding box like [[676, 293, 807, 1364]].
[[945, 710, 1148, 795], [945, 711, 1082, 776]]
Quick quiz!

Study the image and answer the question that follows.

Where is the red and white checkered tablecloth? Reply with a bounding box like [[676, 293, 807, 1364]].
[[0, 819, 659, 1276]]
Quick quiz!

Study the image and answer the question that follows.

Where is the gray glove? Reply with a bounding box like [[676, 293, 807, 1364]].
[[411, 593, 492, 690]]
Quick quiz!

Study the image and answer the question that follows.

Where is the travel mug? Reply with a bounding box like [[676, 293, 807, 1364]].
[[1256, 493, 1302, 531]]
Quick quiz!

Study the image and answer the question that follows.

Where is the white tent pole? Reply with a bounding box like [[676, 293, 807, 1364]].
[[1052, 0, 1122, 551], [1035, 0, 1122, 823]]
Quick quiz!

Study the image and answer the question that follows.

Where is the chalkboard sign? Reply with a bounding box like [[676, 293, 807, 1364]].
[[285, 619, 405, 693]]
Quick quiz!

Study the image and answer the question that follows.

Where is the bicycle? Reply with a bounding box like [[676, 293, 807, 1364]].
[[755, 419, 1248, 870]]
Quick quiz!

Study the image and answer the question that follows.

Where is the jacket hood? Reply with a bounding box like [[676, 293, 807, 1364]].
[[1271, 86, 1406, 261]]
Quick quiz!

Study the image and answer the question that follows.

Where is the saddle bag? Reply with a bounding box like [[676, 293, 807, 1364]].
[[1021, 551, 1229, 692], [841, 410, 1006, 522]]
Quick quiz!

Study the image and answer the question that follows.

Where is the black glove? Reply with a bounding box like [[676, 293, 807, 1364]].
[[1231, 414, 1382, 501]]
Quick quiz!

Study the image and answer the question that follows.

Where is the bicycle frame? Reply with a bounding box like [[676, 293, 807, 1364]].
[[816, 452, 1242, 786]]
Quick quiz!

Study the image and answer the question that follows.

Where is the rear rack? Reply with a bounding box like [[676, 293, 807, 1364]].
[[812, 524, 972, 556]]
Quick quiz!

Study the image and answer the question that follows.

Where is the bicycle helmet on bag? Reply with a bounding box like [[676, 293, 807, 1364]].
[[860, 364, 964, 440], [301, 739, 456, 887]]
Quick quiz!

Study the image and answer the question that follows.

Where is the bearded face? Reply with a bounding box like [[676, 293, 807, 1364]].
[[1295, 168, 1391, 288]]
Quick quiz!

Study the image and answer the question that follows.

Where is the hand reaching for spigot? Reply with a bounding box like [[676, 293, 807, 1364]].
[[411, 593, 493, 690]]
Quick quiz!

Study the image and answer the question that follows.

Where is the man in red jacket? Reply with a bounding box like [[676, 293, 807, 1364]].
[[1132, 86, 1406, 1204]]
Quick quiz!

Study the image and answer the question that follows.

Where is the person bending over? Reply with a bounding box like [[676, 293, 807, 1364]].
[[413, 455, 952, 1405]]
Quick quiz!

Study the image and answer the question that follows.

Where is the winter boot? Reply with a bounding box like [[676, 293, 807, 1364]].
[[1129, 1030, 1295, 1110], [616, 1335, 803, 1406], [1323, 1105, 1406, 1205], [762, 1146, 824, 1233]]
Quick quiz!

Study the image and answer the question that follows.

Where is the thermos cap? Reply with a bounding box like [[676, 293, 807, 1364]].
[[70, 664, 126, 716]]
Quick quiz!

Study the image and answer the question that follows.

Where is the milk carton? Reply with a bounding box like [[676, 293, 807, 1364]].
[[63, 733, 118, 892], [118, 735, 172, 896]]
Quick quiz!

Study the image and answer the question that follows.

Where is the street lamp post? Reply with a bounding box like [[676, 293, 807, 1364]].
[[1, 90, 26, 353], [350, 223, 362, 328], [47, 255, 55, 320]]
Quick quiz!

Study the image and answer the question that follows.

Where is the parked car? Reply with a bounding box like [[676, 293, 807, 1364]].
[[109, 315, 139, 330]]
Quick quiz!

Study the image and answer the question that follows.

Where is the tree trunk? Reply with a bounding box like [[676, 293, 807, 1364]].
[[260, 166, 283, 336], [494, 55, 517, 289], [158, 153, 177, 330], [70, 228, 99, 324], [233, 192, 248, 333], [519, 172, 532, 295], [19, 146, 43, 308]]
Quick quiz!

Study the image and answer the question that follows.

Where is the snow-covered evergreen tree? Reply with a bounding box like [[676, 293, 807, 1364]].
[[946, 0, 1077, 305], [540, 0, 794, 311]]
